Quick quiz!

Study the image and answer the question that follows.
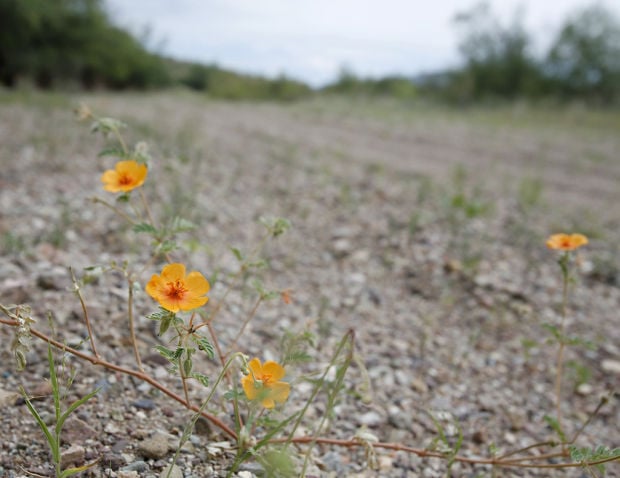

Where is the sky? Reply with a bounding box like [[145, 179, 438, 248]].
[[105, 0, 620, 87]]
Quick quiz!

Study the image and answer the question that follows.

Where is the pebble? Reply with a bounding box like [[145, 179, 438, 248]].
[[138, 432, 171, 459], [117, 472, 139, 478], [357, 410, 383, 427], [576, 383, 593, 395], [160, 464, 183, 478], [132, 398, 156, 410], [121, 461, 148, 472], [62, 417, 98, 444], [61, 444, 85, 467], [0, 388, 19, 406], [601, 359, 620, 374]]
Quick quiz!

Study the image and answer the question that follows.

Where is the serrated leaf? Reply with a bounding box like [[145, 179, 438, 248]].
[[223, 389, 244, 400], [158, 240, 177, 253], [133, 223, 158, 235], [194, 337, 215, 359], [170, 216, 196, 233], [155, 345, 184, 362], [261, 291, 280, 301], [97, 147, 126, 158], [191, 372, 210, 387], [146, 308, 176, 322]]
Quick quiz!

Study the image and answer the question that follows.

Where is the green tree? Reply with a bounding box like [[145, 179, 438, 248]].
[[452, 2, 541, 100], [546, 5, 620, 103]]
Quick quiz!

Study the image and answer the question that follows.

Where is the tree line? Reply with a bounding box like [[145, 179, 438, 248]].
[[1, 0, 619, 104]]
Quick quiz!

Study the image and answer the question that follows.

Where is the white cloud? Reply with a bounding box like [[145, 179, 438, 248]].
[[106, 0, 620, 86]]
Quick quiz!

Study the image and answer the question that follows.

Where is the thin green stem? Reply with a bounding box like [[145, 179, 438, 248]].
[[91, 197, 136, 224], [70, 268, 100, 360], [126, 276, 143, 371], [111, 124, 128, 156], [554, 253, 570, 437], [166, 353, 244, 478], [227, 297, 263, 355], [285, 329, 355, 447]]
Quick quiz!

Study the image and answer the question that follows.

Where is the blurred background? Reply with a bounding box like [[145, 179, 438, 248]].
[[1, 0, 620, 104]]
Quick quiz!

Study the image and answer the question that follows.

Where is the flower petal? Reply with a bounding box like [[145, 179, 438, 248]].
[[262, 361, 286, 382], [178, 295, 208, 311], [185, 271, 210, 295], [161, 263, 186, 282], [270, 381, 290, 404], [241, 374, 258, 400], [247, 358, 263, 377]]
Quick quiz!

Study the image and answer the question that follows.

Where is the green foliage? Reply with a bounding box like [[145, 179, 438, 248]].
[[21, 345, 99, 477], [322, 67, 417, 99], [0, 0, 170, 89], [543, 415, 567, 443], [546, 5, 620, 103], [181, 63, 312, 101], [433, 2, 620, 104], [450, 2, 541, 101], [569, 445, 620, 473]]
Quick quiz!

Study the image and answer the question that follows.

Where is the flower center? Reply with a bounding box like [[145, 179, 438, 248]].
[[259, 373, 273, 385], [165, 280, 188, 301], [118, 172, 134, 185]]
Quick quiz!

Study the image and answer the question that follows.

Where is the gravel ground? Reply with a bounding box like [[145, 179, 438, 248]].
[[0, 92, 619, 477]]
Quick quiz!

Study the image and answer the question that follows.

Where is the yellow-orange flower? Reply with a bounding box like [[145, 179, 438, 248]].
[[146, 263, 210, 313], [101, 160, 148, 193], [546, 233, 588, 251], [241, 358, 290, 409]]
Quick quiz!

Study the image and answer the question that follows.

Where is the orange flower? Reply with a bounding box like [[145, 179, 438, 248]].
[[101, 160, 148, 193], [546, 233, 588, 251], [146, 263, 210, 313], [241, 358, 290, 409]]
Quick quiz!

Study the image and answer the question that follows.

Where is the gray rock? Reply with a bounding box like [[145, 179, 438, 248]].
[[121, 461, 148, 472], [138, 432, 171, 459], [160, 464, 183, 478], [61, 444, 85, 467], [62, 417, 98, 444]]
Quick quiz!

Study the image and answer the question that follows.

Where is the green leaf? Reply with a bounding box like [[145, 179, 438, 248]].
[[191, 372, 210, 387], [59, 459, 101, 478], [158, 240, 177, 254], [224, 389, 245, 400], [542, 323, 561, 341], [194, 336, 215, 359], [97, 147, 127, 158], [133, 223, 158, 235], [146, 308, 176, 322], [169, 216, 196, 233], [544, 415, 567, 443], [159, 316, 172, 335], [231, 247, 244, 262], [57, 388, 100, 434], [155, 345, 184, 362], [183, 357, 193, 376], [22, 391, 57, 461]]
